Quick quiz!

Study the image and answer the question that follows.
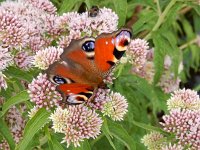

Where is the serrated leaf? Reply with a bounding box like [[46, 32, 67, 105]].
[[107, 120, 136, 150], [162, 2, 182, 29], [0, 90, 29, 117], [0, 119, 15, 150], [152, 33, 166, 84], [16, 108, 51, 150], [133, 10, 157, 34], [112, 0, 127, 27], [3, 66, 33, 83]]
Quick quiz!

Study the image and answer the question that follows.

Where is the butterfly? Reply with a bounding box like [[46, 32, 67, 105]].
[[47, 28, 132, 105]]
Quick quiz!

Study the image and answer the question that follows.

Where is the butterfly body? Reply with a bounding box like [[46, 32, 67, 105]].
[[47, 28, 132, 104]]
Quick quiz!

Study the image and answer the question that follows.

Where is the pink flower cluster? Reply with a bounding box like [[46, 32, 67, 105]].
[[28, 73, 62, 109], [142, 89, 200, 150], [5, 106, 26, 143], [161, 89, 200, 149], [162, 109, 200, 149], [14, 51, 34, 70], [50, 105, 103, 147], [0, 10, 28, 48], [34, 46, 63, 70]]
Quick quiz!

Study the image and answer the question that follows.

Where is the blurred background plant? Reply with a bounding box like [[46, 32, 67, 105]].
[[0, 0, 200, 150]]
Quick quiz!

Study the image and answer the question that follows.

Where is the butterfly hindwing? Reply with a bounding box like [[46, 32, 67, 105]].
[[57, 83, 93, 104]]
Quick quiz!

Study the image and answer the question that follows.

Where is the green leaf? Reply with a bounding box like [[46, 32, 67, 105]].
[[0, 90, 29, 117], [0, 119, 15, 150], [107, 120, 136, 150], [133, 10, 157, 34], [182, 17, 196, 40], [112, 0, 127, 27], [152, 33, 166, 84], [58, 0, 82, 14], [160, 30, 182, 78], [16, 108, 51, 150], [102, 119, 116, 150], [132, 120, 169, 136], [128, 0, 156, 10], [3, 66, 33, 83], [73, 140, 91, 150], [162, 2, 183, 29], [44, 126, 65, 150]]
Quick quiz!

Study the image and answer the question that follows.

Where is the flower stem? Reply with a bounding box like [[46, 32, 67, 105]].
[[179, 37, 198, 50], [144, 0, 177, 40], [155, 0, 161, 16]]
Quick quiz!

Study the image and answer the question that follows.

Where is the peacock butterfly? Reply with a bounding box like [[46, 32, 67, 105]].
[[46, 28, 132, 105]]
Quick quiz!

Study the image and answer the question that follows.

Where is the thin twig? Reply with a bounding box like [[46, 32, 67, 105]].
[[179, 37, 198, 50]]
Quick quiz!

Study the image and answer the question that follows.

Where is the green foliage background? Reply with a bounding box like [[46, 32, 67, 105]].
[[0, 0, 200, 149]]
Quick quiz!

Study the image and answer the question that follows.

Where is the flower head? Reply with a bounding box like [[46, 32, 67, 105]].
[[0, 140, 9, 150], [86, 7, 118, 34], [28, 106, 39, 118], [5, 106, 26, 143], [141, 132, 166, 150], [88, 88, 110, 111], [14, 51, 34, 70], [167, 89, 200, 111], [28, 73, 62, 109], [33, 47, 63, 70], [25, 0, 57, 15], [58, 30, 81, 48], [102, 92, 128, 121], [161, 143, 183, 150], [59, 7, 118, 37], [0, 11, 28, 48], [0, 46, 13, 71], [50, 105, 103, 147], [103, 72, 116, 84], [158, 73, 180, 94], [50, 107, 69, 133], [161, 109, 200, 149], [127, 39, 149, 69]]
